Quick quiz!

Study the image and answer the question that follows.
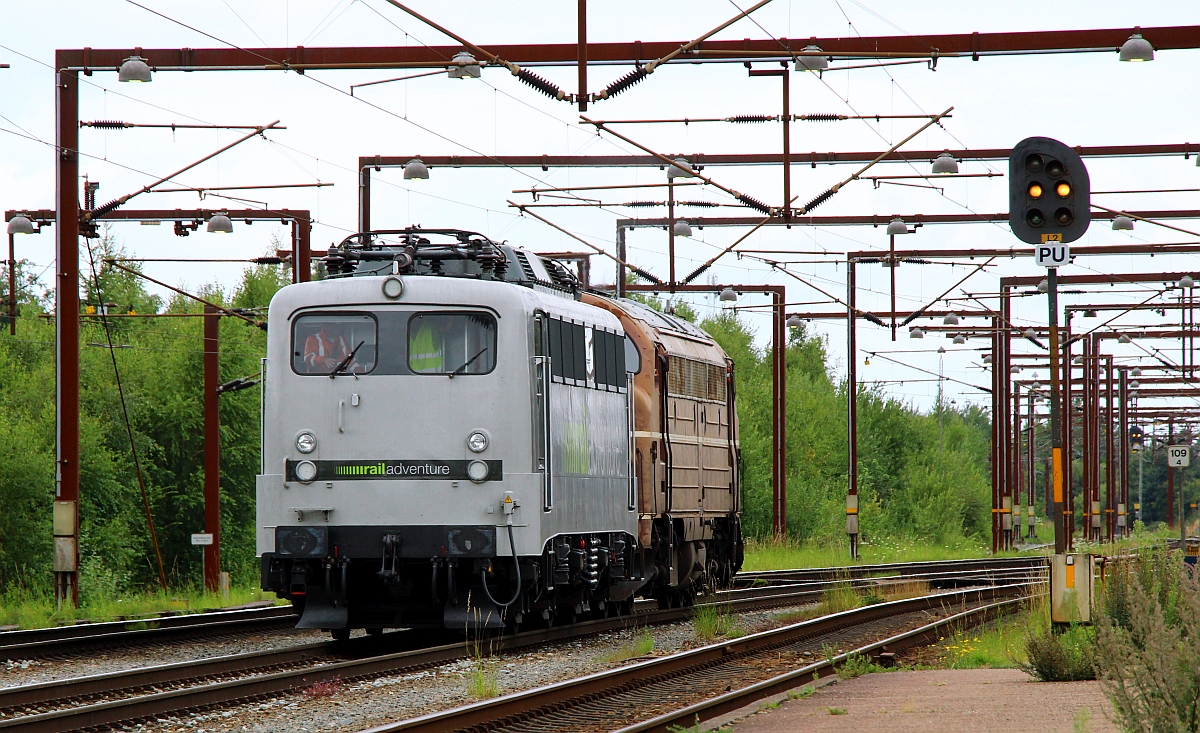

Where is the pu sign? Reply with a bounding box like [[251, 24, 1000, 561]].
[[1035, 242, 1069, 268]]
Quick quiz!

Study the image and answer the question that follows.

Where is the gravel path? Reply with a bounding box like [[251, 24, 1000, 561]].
[[0, 626, 333, 688], [728, 668, 1119, 733], [126, 604, 820, 733]]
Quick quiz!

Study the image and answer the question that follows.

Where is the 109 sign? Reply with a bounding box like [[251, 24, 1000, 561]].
[[1009, 137, 1090, 245]]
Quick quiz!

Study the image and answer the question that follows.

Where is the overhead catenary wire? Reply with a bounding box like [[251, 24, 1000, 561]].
[[83, 239, 169, 592], [674, 110, 954, 285], [869, 352, 992, 393], [593, 0, 779, 101], [88, 121, 282, 219], [150, 182, 333, 194], [116, 1, 623, 216], [739, 254, 886, 326], [587, 112, 949, 124], [81, 121, 287, 131], [1091, 203, 1200, 239], [899, 258, 997, 327], [581, 116, 774, 214], [380, 0, 572, 101], [506, 201, 663, 285], [104, 261, 266, 329]]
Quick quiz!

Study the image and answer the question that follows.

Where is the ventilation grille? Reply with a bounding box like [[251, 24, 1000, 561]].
[[514, 250, 538, 281], [667, 357, 727, 402]]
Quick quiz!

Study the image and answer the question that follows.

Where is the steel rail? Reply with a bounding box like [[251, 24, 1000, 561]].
[[0, 586, 825, 732], [0, 568, 1038, 733], [0, 557, 1040, 662], [614, 595, 1031, 733], [359, 583, 1036, 733], [0, 605, 296, 662], [740, 567, 1043, 594], [739, 554, 1046, 583]]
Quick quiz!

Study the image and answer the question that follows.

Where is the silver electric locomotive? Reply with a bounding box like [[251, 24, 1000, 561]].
[[258, 229, 741, 635]]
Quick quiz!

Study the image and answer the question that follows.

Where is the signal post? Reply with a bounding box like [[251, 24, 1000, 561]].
[[1009, 137, 1093, 624]]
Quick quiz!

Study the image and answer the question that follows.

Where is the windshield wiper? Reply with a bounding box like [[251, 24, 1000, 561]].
[[329, 340, 366, 379], [447, 347, 488, 378]]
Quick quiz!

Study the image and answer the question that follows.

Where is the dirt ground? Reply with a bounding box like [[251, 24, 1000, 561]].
[[724, 668, 1119, 733]]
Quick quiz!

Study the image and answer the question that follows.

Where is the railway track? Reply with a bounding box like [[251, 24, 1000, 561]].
[[0, 558, 1044, 733], [737, 554, 1047, 584], [0, 556, 1043, 664], [0, 605, 298, 663], [359, 584, 1035, 733]]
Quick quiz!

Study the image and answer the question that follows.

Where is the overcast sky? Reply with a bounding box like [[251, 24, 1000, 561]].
[[3, 1, 1199, 413]]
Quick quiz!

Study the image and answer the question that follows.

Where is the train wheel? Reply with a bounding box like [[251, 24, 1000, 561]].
[[331, 627, 351, 641]]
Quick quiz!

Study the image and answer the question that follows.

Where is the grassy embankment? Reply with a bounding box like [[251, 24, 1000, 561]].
[[741, 536, 1015, 571], [0, 585, 281, 630], [3, 526, 1168, 630]]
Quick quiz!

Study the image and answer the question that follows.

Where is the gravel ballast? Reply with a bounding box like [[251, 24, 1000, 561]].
[[129, 604, 821, 733]]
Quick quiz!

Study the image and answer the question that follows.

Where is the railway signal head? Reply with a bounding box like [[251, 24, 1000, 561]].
[[1009, 137, 1090, 244]]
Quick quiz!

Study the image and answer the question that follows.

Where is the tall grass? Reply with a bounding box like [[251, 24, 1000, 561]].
[[773, 577, 931, 626], [741, 536, 1015, 572], [693, 605, 744, 640], [598, 633, 655, 664], [1093, 546, 1200, 731], [0, 583, 279, 629], [941, 603, 1039, 669]]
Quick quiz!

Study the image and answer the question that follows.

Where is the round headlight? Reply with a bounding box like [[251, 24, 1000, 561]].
[[381, 276, 404, 299], [467, 430, 489, 453], [296, 432, 317, 454], [467, 460, 490, 483], [295, 460, 318, 483]]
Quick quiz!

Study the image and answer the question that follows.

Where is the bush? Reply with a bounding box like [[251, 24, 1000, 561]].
[[1023, 625, 1096, 681], [1093, 550, 1200, 732]]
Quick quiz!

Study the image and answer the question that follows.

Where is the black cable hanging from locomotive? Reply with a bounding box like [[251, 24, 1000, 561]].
[[480, 524, 522, 608]]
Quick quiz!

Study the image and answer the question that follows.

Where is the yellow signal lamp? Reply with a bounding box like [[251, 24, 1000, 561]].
[[1028, 182, 1044, 199], [1056, 181, 1072, 198]]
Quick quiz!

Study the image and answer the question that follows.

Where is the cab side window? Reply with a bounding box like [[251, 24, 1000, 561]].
[[546, 315, 626, 390], [407, 312, 497, 375], [292, 313, 377, 375]]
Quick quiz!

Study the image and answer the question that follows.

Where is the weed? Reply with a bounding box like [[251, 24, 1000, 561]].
[[759, 699, 781, 711], [859, 591, 885, 605], [693, 605, 744, 640], [930, 594, 1046, 670], [836, 653, 886, 680], [0, 582, 279, 630], [466, 661, 499, 699], [1023, 624, 1096, 681], [667, 715, 732, 733], [876, 579, 931, 602], [303, 676, 342, 699], [787, 685, 816, 700], [741, 536, 1016, 572], [599, 633, 654, 663], [1093, 546, 1200, 732], [818, 580, 861, 616], [772, 578, 934, 627], [827, 706, 847, 715], [1073, 707, 1092, 733]]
